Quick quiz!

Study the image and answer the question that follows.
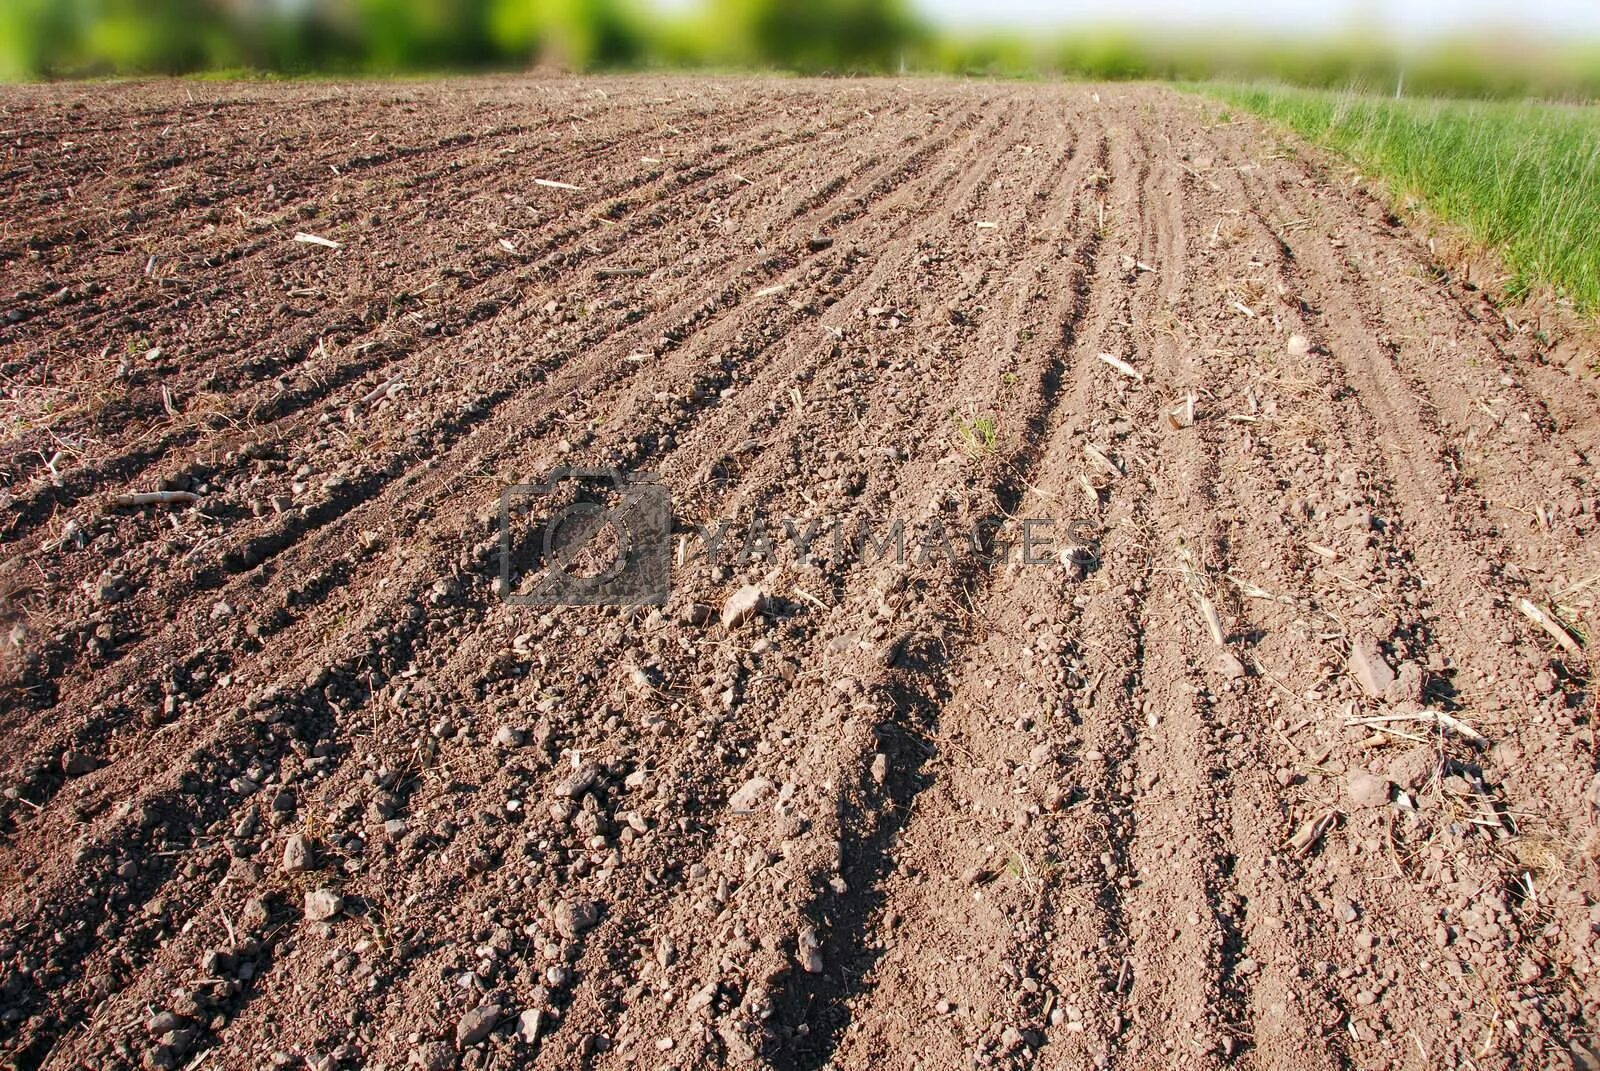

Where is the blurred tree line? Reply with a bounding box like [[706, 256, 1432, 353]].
[[1, 0, 1596, 99], [0, 0, 926, 77], [0, 0, 659, 76]]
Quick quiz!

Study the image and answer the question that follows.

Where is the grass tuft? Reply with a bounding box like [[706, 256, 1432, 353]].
[[953, 413, 999, 459], [1205, 84, 1600, 315]]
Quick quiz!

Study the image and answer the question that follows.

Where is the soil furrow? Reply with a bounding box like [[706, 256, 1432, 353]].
[[1199, 106, 1596, 1068], [0, 92, 1018, 1068], [0, 103, 918, 715], [0, 101, 995, 819], [249, 93, 1045, 1071], [0, 93, 886, 535]]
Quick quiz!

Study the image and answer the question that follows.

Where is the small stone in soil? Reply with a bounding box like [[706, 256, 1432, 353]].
[[282, 833, 314, 873], [1212, 649, 1246, 680], [303, 887, 343, 922], [549, 899, 600, 940], [455, 1005, 501, 1047], [728, 776, 775, 812], [1348, 636, 1396, 699], [797, 926, 823, 973], [553, 762, 599, 799], [720, 585, 766, 629], [411, 1041, 455, 1070]]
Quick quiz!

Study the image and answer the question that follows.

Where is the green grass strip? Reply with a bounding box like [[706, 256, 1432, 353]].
[[1202, 84, 1600, 315]]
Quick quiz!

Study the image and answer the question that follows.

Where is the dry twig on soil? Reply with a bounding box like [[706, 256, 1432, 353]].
[[1516, 597, 1582, 656], [1345, 708, 1489, 747], [1096, 351, 1144, 382], [292, 232, 341, 250], [109, 491, 200, 508]]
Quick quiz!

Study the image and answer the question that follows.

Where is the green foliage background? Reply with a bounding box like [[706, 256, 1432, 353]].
[[0, 0, 656, 77], [2, 0, 1598, 98]]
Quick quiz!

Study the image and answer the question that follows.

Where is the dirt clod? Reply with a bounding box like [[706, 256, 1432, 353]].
[[729, 776, 775, 812], [1347, 635, 1396, 698], [1346, 769, 1394, 808], [549, 899, 600, 940], [720, 585, 767, 629], [455, 1005, 501, 1048], [410, 1042, 455, 1070]]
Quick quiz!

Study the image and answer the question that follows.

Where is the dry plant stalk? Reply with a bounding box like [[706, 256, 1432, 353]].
[[1096, 352, 1144, 382], [110, 491, 199, 508], [1345, 708, 1489, 747], [1197, 594, 1226, 646], [1289, 811, 1337, 855], [1516, 598, 1582, 656], [292, 232, 341, 249], [359, 378, 404, 407], [1083, 444, 1121, 476], [1165, 391, 1196, 430], [1177, 542, 1231, 651]]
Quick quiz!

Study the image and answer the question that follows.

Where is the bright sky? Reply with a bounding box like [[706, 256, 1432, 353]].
[[909, 0, 1600, 38]]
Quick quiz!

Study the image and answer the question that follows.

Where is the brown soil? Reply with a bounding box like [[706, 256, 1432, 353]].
[[2, 75, 1599, 1071]]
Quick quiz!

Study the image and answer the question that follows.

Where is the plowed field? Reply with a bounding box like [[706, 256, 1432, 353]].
[[2, 76, 1599, 1071]]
